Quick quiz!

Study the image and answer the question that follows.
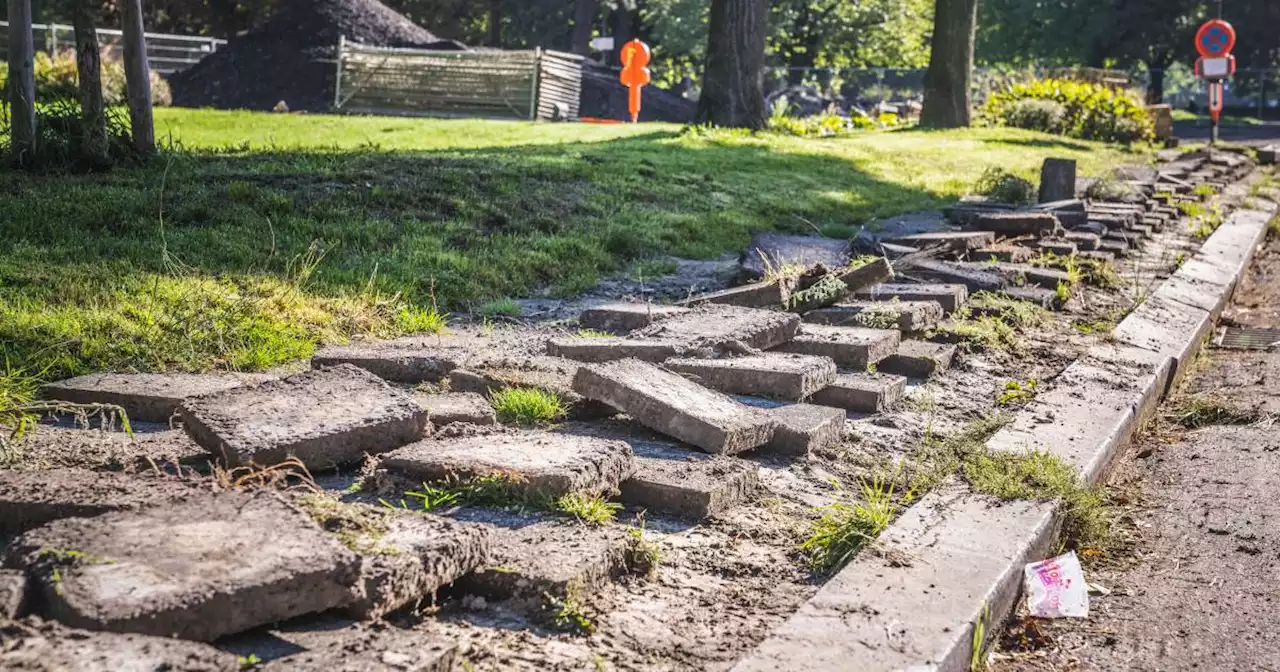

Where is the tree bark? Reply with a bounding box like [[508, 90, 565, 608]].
[[697, 0, 768, 129], [487, 0, 503, 47], [920, 0, 977, 129], [74, 0, 110, 168], [7, 0, 37, 165], [571, 0, 598, 56], [120, 0, 154, 154]]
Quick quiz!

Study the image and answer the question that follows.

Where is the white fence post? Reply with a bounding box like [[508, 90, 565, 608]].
[[333, 35, 345, 110], [528, 46, 542, 121]]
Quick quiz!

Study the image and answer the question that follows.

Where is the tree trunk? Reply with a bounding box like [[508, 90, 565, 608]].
[[1147, 66, 1165, 105], [120, 0, 154, 155], [487, 0, 503, 47], [7, 0, 37, 165], [920, 0, 977, 129], [608, 6, 633, 66], [74, 0, 109, 168], [697, 0, 768, 129], [571, 0, 598, 56]]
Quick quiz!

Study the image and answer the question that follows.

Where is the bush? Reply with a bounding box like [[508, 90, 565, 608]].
[[1003, 98, 1067, 134], [974, 167, 1035, 205], [984, 78, 1154, 144], [0, 49, 171, 107]]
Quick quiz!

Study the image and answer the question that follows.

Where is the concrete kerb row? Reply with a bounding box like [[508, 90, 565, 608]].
[[733, 200, 1278, 672]]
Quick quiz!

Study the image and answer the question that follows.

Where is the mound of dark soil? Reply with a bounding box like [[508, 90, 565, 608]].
[[170, 0, 464, 112], [578, 63, 696, 123]]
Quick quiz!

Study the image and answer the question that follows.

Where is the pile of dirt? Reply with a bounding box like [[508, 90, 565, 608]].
[[578, 62, 696, 123], [170, 0, 464, 112]]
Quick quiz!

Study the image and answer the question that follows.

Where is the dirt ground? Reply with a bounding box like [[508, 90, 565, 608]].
[[992, 226, 1280, 672]]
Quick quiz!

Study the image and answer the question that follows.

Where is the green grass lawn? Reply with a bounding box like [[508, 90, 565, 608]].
[[0, 108, 1151, 401]]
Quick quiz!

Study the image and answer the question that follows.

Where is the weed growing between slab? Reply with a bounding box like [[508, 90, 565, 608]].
[[576, 329, 613, 339], [489, 388, 566, 427], [963, 450, 1108, 551], [544, 588, 595, 635], [997, 379, 1039, 406], [554, 493, 622, 525], [938, 292, 1053, 351], [214, 457, 317, 493], [800, 474, 898, 574], [298, 494, 400, 556], [37, 547, 116, 596], [384, 473, 620, 525], [624, 515, 661, 579]]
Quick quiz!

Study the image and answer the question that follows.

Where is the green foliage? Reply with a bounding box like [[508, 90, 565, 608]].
[[238, 654, 263, 670], [394, 305, 448, 334], [629, 258, 678, 281], [1003, 98, 1067, 134], [553, 492, 621, 525], [545, 590, 595, 635], [0, 49, 171, 107], [973, 167, 1035, 205], [576, 328, 613, 339], [766, 112, 882, 138], [489, 387, 566, 426], [478, 298, 521, 317], [984, 79, 1155, 144], [801, 475, 898, 573], [996, 379, 1039, 406], [963, 449, 1108, 551], [625, 517, 662, 578]]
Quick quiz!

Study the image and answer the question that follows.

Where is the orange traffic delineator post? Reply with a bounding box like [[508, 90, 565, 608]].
[[618, 39, 651, 123]]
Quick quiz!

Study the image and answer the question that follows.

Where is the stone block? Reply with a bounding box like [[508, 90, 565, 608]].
[[803, 300, 943, 333], [971, 212, 1061, 237], [774, 324, 900, 370], [902, 259, 1005, 293], [546, 337, 681, 363], [854, 283, 968, 313], [311, 344, 469, 384], [808, 373, 906, 413], [877, 340, 958, 379], [664, 353, 836, 400], [885, 230, 995, 252], [578, 302, 690, 333], [0, 620, 240, 671], [572, 359, 775, 455], [6, 492, 361, 641], [380, 431, 634, 497], [218, 616, 455, 672], [764, 403, 846, 456], [414, 392, 495, 427], [0, 469, 209, 537], [40, 373, 274, 424], [972, 246, 1034, 263], [1038, 157, 1077, 203], [619, 440, 759, 519], [636, 304, 801, 351], [834, 258, 895, 293], [180, 364, 428, 471], [1063, 231, 1102, 250], [740, 233, 852, 280], [678, 280, 786, 309]]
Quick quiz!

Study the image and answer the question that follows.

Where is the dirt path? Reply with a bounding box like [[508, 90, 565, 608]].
[[993, 230, 1280, 671]]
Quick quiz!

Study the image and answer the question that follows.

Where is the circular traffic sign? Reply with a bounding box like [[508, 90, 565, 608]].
[[619, 39, 651, 69], [1195, 19, 1236, 58]]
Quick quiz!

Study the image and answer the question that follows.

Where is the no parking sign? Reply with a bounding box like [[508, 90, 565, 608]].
[[1193, 18, 1236, 136]]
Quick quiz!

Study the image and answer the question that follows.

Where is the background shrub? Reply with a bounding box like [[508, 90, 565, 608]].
[[974, 166, 1035, 204], [984, 78, 1153, 144], [0, 49, 171, 107], [1004, 98, 1067, 134]]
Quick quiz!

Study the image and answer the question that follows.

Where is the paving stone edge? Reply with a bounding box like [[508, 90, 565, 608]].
[[733, 197, 1279, 672]]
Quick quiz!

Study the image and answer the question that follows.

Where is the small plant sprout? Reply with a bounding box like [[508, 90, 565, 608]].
[[577, 328, 613, 339], [625, 514, 662, 578], [554, 492, 622, 525], [489, 387, 566, 427], [997, 379, 1039, 406], [801, 474, 898, 573]]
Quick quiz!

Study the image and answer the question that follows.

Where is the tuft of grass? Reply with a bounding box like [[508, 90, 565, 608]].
[[1072, 318, 1115, 335], [576, 328, 613, 339], [973, 167, 1035, 204], [545, 590, 595, 635], [963, 449, 1108, 551], [907, 414, 1013, 497], [937, 312, 1019, 351], [490, 387, 567, 426], [382, 474, 521, 512], [1192, 183, 1217, 199], [1055, 280, 1072, 305], [478, 298, 522, 318], [297, 494, 399, 556], [238, 654, 263, 670], [966, 291, 1050, 329], [800, 475, 898, 573], [1172, 394, 1264, 428], [394, 305, 448, 334], [553, 492, 622, 525], [624, 516, 662, 579], [996, 379, 1039, 406]]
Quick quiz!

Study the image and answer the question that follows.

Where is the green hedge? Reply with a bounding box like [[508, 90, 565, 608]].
[[984, 78, 1153, 144]]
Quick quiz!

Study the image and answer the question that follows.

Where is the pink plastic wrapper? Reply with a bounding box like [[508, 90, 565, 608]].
[[1023, 551, 1089, 618]]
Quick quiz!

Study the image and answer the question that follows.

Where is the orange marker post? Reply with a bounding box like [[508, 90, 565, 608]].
[[618, 39, 651, 123]]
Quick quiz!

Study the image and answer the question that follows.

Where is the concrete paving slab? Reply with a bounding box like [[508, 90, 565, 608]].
[[619, 440, 759, 519], [740, 233, 852, 280], [972, 245, 1035, 263], [854, 283, 968, 313], [39, 373, 274, 424], [0, 469, 209, 536], [311, 344, 471, 383], [635, 304, 801, 351], [218, 615, 455, 672], [0, 570, 27, 619], [763, 403, 846, 456], [546, 337, 681, 363], [1064, 231, 1102, 250], [578, 302, 690, 333], [6, 491, 361, 641], [878, 340, 958, 379], [971, 211, 1061, 237], [901, 259, 1005, 293], [664, 353, 836, 400], [803, 300, 943, 332], [1113, 294, 1214, 387], [181, 364, 427, 471], [380, 431, 634, 497], [774, 324, 900, 370], [808, 373, 906, 413], [834, 258, 895, 293], [573, 359, 775, 454], [414, 392, 495, 427], [885, 230, 995, 252], [447, 357, 615, 421], [0, 619, 240, 671], [677, 281, 786, 309]]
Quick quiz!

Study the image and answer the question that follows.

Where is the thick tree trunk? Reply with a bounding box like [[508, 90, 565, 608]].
[[74, 0, 109, 168], [121, 0, 154, 154], [920, 0, 977, 129], [697, 0, 768, 129], [608, 6, 634, 66], [7, 0, 37, 165], [1147, 66, 1165, 105], [487, 0, 503, 47], [571, 0, 598, 56]]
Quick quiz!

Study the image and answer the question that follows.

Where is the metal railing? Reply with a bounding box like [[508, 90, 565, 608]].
[[0, 21, 225, 74]]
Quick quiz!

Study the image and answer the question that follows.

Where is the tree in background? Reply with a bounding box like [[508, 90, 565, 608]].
[[920, 0, 977, 127], [696, 0, 766, 128]]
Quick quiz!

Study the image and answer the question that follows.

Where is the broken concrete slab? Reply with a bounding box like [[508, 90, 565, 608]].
[[0, 469, 209, 536], [0, 619, 241, 671], [180, 364, 428, 471], [1001, 286, 1062, 309], [619, 439, 759, 519], [969, 212, 1061, 237], [965, 262, 1073, 290], [884, 231, 995, 253], [972, 245, 1035, 263], [833, 257, 894, 293], [803, 300, 943, 333], [4, 423, 211, 475], [39, 372, 275, 424], [414, 392, 495, 427], [546, 336, 681, 363], [311, 344, 471, 384], [634, 304, 801, 351], [573, 359, 775, 455], [255, 621, 456, 672], [877, 341, 958, 379], [446, 356, 615, 421], [0, 570, 27, 619], [1063, 231, 1102, 250], [1027, 239, 1078, 256], [854, 283, 968, 313], [678, 280, 786, 309], [808, 373, 906, 413], [381, 431, 633, 497], [578, 302, 690, 333], [740, 233, 851, 281], [1098, 239, 1132, 257], [452, 509, 628, 603], [664, 353, 836, 401], [898, 259, 1005, 293], [6, 492, 361, 641], [763, 403, 846, 456], [775, 324, 900, 370]]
